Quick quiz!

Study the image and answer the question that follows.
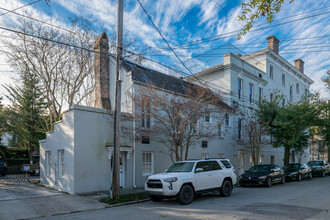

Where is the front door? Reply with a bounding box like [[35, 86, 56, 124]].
[[120, 152, 125, 188]]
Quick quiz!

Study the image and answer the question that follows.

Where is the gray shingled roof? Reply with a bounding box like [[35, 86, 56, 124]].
[[121, 60, 231, 109]]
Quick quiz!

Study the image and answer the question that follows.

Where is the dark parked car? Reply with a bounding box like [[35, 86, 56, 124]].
[[283, 163, 312, 181], [0, 158, 7, 176], [239, 164, 285, 187], [21, 162, 40, 176], [307, 160, 330, 177]]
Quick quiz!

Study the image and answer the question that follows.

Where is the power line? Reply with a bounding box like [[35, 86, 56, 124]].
[[0, 26, 96, 54], [0, 0, 41, 17], [136, 0, 208, 89], [175, 10, 330, 48], [0, 6, 76, 34]]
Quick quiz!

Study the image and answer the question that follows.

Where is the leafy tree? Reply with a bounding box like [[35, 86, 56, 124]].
[[2, 71, 47, 163], [257, 93, 319, 165], [323, 69, 330, 90], [316, 100, 330, 147], [238, 0, 295, 39]]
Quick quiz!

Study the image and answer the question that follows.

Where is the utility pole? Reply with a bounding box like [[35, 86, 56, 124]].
[[113, 0, 124, 199]]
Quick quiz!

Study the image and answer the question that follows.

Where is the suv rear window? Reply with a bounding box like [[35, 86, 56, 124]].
[[221, 160, 232, 168]]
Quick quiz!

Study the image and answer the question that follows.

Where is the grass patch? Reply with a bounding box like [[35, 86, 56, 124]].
[[100, 192, 149, 205]]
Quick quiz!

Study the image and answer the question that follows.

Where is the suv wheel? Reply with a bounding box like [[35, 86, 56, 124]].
[[220, 180, 232, 197], [177, 185, 194, 205], [297, 174, 302, 181], [149, 195, 163, 202]]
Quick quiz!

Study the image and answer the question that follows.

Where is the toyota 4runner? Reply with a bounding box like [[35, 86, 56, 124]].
[[145, 158, 237, 205]]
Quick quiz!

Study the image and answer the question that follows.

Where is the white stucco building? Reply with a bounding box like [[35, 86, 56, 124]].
[[40, 34, 313, 194], [189, 36, 313, 175]]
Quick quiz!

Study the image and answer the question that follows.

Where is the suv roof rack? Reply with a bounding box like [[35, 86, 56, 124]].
[[205, 158, 228, 160]]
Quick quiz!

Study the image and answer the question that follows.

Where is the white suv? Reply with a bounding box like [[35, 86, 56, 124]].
[[145, 158, 237, 205]]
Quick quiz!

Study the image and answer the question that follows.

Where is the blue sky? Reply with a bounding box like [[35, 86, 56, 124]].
[[0, 0, 329, 101]]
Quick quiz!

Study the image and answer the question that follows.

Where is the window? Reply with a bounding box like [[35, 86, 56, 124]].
[[270, 65, 274, 79], [270, 93, 274, 102], [258, 73, 262, 79], [142, 100, 151, 128], [221, 160, 232, 168], [58, 150, 65, 177], [258, 87, 263, 103], [249, 83, 254, 103], [46, 151, 51, 177], [195, 161, 209, 172], [205, 113, 210, 122], [201, 153, 209, 159], [237, 78, 242, 100], [238, 118, 242, 140], [305, 88, 308, 96], [296, 83, 299, 94], [270, 155, 275, 164], [282, 74, 285, 86], [142, 152, 154, 176], [209, 161, 221, 170], [218, 124, 224, 137], [225, 114, 230, 126], [290, 85, 293, 101], [202, 141, 208, 148], [282, 98, 285, 107], [142, 136, 150, 144]]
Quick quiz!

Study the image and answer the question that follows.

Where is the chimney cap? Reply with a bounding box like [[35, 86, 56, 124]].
[[294, 58, 304, 63], [267, 35, 280, 42]]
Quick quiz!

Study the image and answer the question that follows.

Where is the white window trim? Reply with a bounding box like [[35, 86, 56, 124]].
[[58, 149, 65, 178], [46, 151, 51, 177], [142, 152, 154, 176], [201, 153, 209, 159], [225, 114, 231, 127], [218, 124, 224, 138]]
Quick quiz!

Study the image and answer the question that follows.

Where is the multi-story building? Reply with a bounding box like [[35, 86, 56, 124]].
[[189, 36, 313, 174]]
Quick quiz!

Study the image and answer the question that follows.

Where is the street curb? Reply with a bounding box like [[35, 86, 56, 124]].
[[104, 198, 151, 208], [30, 198, 151, 219]]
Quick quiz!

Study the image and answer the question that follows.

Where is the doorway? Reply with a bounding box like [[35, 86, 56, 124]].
[[120, 152, 125, 188]]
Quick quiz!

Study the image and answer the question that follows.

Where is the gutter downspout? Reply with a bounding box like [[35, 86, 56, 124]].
[[132, 77, 137, 189]]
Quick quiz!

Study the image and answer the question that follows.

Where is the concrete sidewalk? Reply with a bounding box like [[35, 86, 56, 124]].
[[0, 181, 109, 220]]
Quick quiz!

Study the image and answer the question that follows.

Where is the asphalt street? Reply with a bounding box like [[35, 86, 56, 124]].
[[1, 176, 329, 220]]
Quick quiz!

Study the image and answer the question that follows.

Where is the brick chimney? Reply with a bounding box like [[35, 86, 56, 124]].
[[94, 32, 111, 110], [294, 59, 304, 73], [267, 35, 280, 54]]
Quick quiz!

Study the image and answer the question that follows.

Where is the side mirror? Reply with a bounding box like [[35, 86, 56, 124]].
[[271, 169, 275, 173], [195, 168, 203, 173]]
